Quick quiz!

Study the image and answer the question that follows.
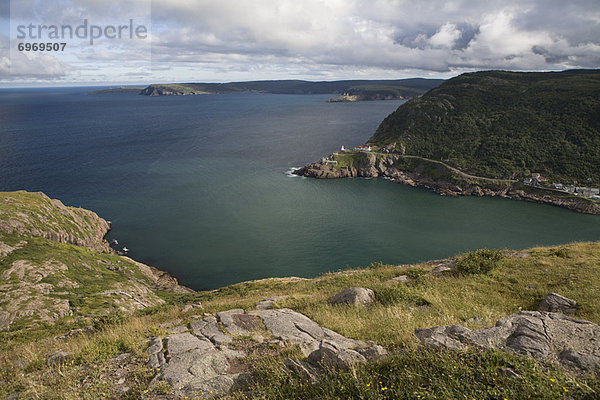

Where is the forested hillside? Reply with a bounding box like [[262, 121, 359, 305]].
[[370, 70, 600, 183]]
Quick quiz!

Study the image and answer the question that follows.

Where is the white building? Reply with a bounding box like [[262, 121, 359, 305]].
[[354, 145, 372, 151]]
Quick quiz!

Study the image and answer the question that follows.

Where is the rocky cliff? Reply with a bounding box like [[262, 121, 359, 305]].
[[0, 191, 111, 252], [295, 152, 600, 214], [0, 191, 191, 331]]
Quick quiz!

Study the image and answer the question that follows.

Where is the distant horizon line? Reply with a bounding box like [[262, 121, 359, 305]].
[[0, 76, 442, 90], [1, 67, 597, 89]]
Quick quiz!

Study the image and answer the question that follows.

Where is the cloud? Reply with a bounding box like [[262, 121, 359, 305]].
[[0, 52, 68, 79], [146, 0, 599, 78], [429, 23, 462, 49], [0, 32, 68, 79], [1, 0, 599, 84]]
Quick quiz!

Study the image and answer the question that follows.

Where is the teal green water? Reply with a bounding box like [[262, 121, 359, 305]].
[[119, 164, 599, 289], [0, 89, 598, 290]]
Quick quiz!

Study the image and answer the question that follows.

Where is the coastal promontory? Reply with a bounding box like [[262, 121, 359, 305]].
[[296, 69, 600, 214]]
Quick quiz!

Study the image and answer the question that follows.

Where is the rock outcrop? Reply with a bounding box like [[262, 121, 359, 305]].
[[415, 311, 600, 375], [538, 293, 579, 315], [255, 295, 289, 310], [0, 191, 193, 331], [46, 350, 71, 367], [0, 191, 111, 252], [127, 258, 193, 295], [294, 154, 600, 215], [385, 275, 409, 284], [328, 287, 375, 307], [148, 308, 386, 398]]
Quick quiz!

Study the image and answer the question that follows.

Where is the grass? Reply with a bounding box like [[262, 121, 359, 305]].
[[239, 348, 600, 399], [455, 249, 504, 275], [332, 152, 360, 169], [0, 232, 166, 327], [0, 241, 599, 398], [0, 191, 108, 249]]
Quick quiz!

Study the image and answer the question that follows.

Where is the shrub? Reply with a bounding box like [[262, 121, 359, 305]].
[[368, 261, 386, 269], [92, 310, 127, 330], [373, 285, 430, 307], [549, 248, 570, 258], [404, 268, 431, 285], [455, 249, 503, 275]]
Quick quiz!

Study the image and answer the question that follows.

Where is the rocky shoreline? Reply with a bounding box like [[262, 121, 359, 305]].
[[0, 191, 193, 330], [294, 153, 600, 215]]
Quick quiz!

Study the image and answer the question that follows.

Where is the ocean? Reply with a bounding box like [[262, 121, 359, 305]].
[[1, 88, 599, 290]]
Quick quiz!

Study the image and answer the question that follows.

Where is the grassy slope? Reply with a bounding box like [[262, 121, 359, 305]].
[[0, 191, 176, 331], [0, 191, 109, 250], [369, 69, 600, 183], [0, 232, 166, 328], [1, 241, 599, 399]]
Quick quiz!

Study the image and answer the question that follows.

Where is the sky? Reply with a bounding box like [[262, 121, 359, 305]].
[[0, 0, 599, 86]]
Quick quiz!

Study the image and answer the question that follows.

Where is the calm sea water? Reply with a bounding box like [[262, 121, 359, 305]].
[[1, 88, 599, 290]]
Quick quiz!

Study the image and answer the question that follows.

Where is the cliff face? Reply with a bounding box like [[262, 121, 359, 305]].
[[295, 153, 600, 215], [0, 191, 111, 252], [0, 191, 192, 331]]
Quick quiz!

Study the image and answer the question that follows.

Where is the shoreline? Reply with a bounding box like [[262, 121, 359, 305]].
[[293, 152, 600, 215]]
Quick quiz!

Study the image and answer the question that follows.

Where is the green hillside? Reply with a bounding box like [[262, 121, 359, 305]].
[[369, 70, 600, 183]]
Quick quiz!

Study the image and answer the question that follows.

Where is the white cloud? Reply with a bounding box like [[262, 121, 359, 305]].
[[2, 51, 68, 79], [429, 23, 461, 48], [1, 0, 599, 85]]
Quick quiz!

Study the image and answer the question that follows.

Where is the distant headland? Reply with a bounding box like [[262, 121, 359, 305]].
[[92, 78, 444, 101]]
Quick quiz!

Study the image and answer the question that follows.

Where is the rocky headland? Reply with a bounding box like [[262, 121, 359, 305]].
[[0, 191, 191, 332], [0, 191, 112, 251], [326, 92, 405, 102], [296, 70, 600, 216], [294, 151, 600, 214]]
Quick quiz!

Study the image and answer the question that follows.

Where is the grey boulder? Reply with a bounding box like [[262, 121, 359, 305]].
[[217, 309, 264, 336], [307, 339, 366, 369], [328, 287, 375, 307], [538, 293, 578, 315], [416, 311, 600, 374], [46, 351, 71, 367], [148, 307, 388, 397]]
